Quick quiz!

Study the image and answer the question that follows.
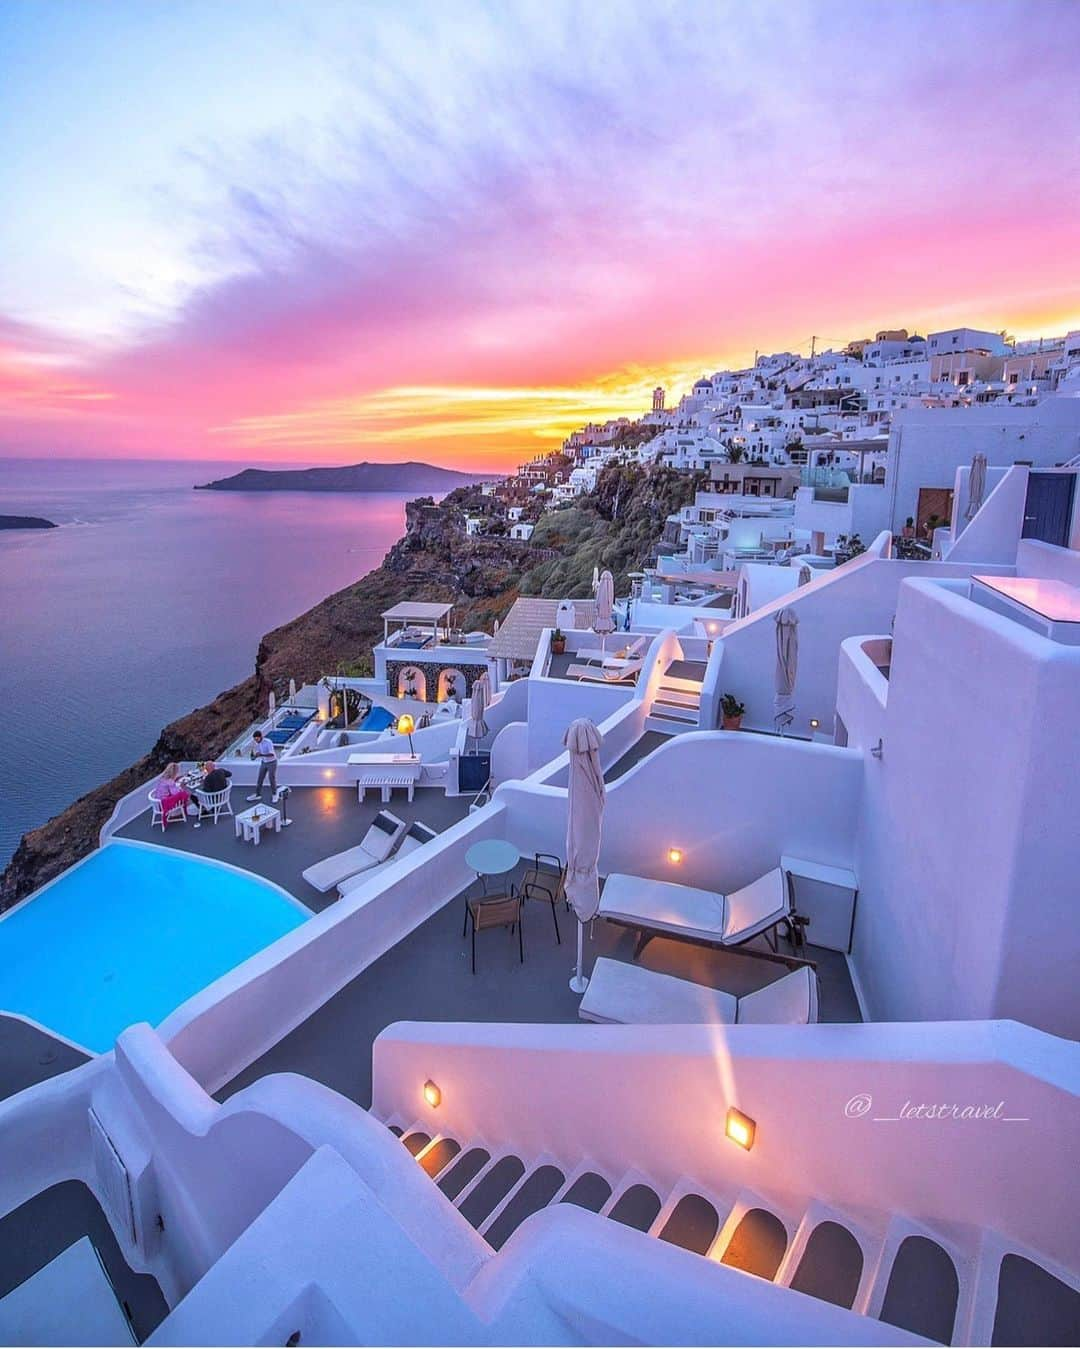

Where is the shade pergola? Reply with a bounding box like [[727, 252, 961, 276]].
[[380, 601, 454, 645], [485, 597, 597, 663]]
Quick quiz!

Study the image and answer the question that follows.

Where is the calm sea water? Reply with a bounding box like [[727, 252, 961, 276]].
[[0, 457, 413, 868]]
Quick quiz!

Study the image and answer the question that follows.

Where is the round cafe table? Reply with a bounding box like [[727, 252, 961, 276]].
[[465, 839, 520, 894]]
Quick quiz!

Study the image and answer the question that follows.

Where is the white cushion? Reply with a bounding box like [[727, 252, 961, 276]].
[[579, 958, 738, 1025], [736, 966, 818, 1024], [600, 874, 728, 942], [722, 868, 787, 943]]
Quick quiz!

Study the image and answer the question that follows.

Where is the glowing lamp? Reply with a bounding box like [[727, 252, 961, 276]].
[[397, 714, 416, 755], [725, 1107, 756, 1150], [809, 718, 820, 730], [423, 1079, 441, 1109], [322, 769, 335, 780], [668, 847, 684, 865]]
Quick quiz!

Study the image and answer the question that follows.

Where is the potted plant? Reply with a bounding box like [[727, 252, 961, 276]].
[[721, 693, 745, 731], [551, 627, 566, 656]]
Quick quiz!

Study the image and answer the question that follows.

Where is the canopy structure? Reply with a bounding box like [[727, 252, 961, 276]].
[[381, 601, 454, 646], [486, 597, 597, 663]]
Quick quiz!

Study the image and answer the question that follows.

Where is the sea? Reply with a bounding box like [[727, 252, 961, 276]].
[[0, 457, 415, 870]]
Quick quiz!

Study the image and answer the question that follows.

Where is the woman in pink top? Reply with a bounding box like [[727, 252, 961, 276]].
[[153, 763, 190, 824]]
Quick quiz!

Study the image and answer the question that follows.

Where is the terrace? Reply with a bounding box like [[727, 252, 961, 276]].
[[112, 769, 859, 1113], [117, 785, 473, 915]]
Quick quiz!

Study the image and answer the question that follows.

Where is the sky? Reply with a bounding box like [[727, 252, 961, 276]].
[[2, 0, 1079, 471]]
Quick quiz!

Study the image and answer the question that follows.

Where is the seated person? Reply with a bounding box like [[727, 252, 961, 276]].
[[152, 763, 190, 823], [200, 762, 232, 794]]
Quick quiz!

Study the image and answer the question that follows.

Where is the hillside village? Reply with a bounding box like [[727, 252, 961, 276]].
[[466, 323, 1080, 617]]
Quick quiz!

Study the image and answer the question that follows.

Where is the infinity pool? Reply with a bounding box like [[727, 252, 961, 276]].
[[0, 841, 308, 1053]]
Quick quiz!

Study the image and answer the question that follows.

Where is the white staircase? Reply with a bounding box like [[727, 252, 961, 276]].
[[646, 667, 705, 734], [378, 1117, 1080, 1347]]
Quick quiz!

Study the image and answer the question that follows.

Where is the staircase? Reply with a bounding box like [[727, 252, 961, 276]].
[[646, 660, 706, 735], [380, 1120, 1080, 1347]]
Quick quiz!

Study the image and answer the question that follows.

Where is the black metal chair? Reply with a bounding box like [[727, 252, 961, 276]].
[[520, 852, 567, 945]]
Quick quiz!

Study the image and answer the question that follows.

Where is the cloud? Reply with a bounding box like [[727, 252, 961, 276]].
[[2, 0, 1079, 462]]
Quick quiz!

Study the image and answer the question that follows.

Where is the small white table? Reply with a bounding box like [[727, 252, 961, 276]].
[[466, 839, 519, 893], [235, 804, 281, 845]]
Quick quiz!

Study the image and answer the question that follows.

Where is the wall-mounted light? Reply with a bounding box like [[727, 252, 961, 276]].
[[668, 847, 684, 865], [322, 769, 335, 780], [809, 718, 820, 731], [423, 1079, 441, 1109], [725, 1107, 756, 1150]]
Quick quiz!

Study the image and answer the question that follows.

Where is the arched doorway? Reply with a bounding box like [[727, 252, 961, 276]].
[[396, 666, 427, 701], [438, 667, 465, 703]]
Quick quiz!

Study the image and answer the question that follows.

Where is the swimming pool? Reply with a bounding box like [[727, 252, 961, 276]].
[[0, 841, 308, 1053]]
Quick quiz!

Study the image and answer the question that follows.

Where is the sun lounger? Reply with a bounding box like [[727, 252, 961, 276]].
[[576, 635, 648, 666], [565, 658, 643, 684], [579, 958, 818, 1025], [336, 820, 438, 897], [301, 810, 407, 893], [598, 868, 805, 968]]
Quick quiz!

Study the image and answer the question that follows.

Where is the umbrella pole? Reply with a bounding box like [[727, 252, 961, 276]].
[[569, 921, 589, 994]]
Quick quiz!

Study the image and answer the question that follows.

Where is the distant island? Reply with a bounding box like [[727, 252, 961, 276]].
[[0, 515, 57, 530], [194, 460, 496, 494]]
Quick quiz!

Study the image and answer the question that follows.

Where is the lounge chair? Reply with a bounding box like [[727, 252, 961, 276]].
[[598, 868, 807, 969], [565, 657, 643, 684], [301, 810, 407, 893], [576, 635, 648, 666], [579, 959, 818, 1025], [336, 820, 438, 897]]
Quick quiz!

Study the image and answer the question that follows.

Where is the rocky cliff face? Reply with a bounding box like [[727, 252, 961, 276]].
[[0, 463, 695, 906], [0, 496, 526, 908]]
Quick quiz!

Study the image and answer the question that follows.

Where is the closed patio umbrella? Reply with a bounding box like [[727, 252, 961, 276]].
[[964, 452, 988, 522], [593, 569, 616, 655], [774, 606, 799, 736], [564, 717, 606, 993], [467, 673, 490, 748], [268, 690, 276, 715], [288, 677, 297, 700]]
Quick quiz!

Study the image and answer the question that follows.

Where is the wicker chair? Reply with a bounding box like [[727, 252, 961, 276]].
[[464, 891, 524, 974], [521, 852, 567, 944]]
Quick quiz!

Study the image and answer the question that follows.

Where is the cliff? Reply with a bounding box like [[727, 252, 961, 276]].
[[194, 460, 492, 493], [0, 465, 700, 906]]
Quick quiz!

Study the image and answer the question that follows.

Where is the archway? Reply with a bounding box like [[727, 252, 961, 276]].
[[437, 667, 466, 703], [396, 666, 427, 701]]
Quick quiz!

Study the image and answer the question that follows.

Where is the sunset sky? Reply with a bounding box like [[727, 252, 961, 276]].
[[2, 0, 1078, 471]]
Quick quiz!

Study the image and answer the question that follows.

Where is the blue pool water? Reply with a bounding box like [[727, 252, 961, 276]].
[[0, 842, 308, 1053], [359, 706, 395, 732]]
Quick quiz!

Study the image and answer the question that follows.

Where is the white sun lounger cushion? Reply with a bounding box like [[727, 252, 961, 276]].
[[598, 869, 786, 946], [735, 965, 818, 1024], [579, 958, 817, 1026], [336, 821, 438, 897], [579, 958, 738, 1024], [301, 810, 407, 892]]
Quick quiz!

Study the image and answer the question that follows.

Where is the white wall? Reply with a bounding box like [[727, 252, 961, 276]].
[[372, 1018, 1080, 1277], [711, 555, 1011, 737], [885, 400, 1080, 533], [497, 732, 863, 892], [1015, 537, 1080, 586], [852, 578, 1080, 1040]]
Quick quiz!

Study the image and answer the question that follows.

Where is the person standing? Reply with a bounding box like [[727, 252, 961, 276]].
[[247, 731, 278, 802]]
